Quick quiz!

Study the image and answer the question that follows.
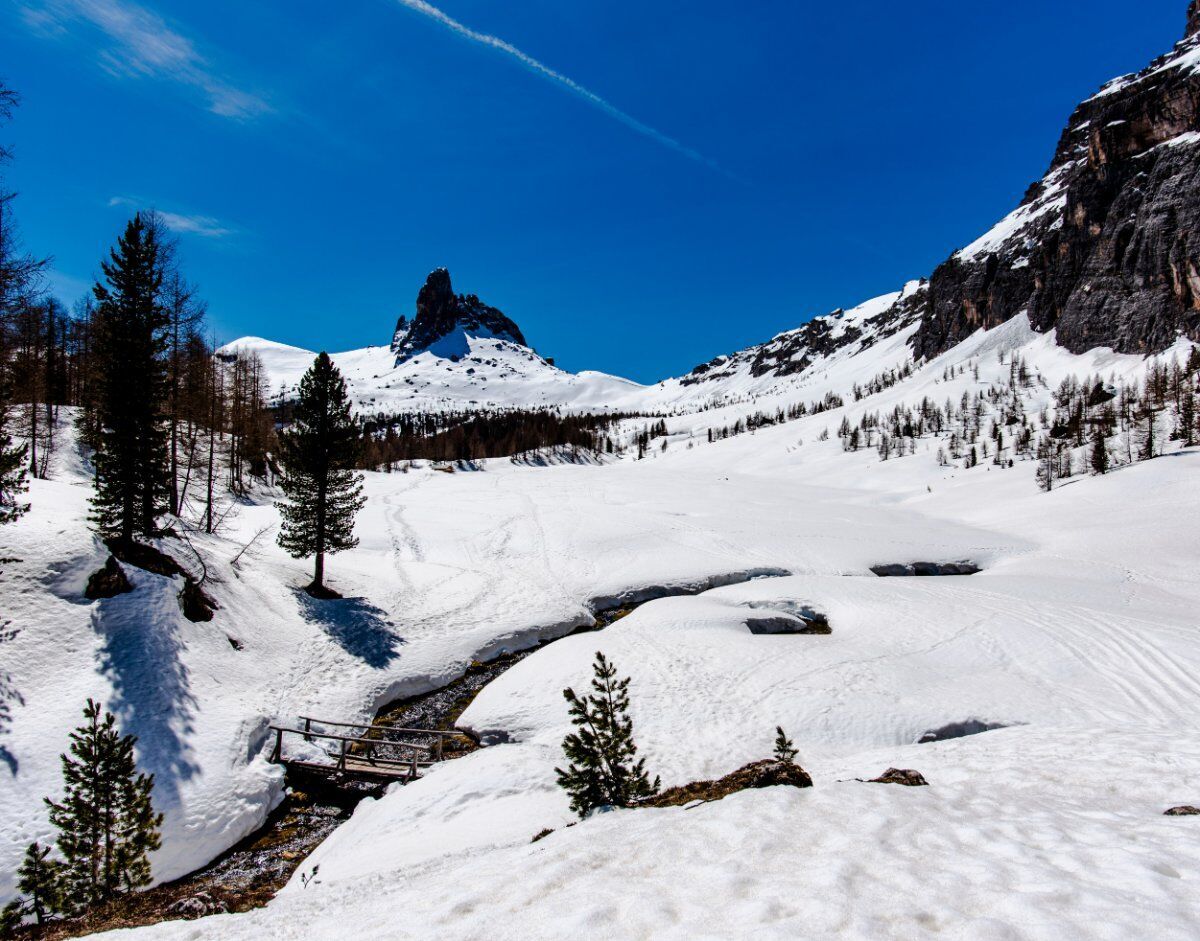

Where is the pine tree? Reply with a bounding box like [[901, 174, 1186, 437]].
[[276, 353, 365, 595], [555, 652, 660, 817], [0, 376, 28, 525], [44, 699, 162, 910], [89, 215, 170, 546], [773, 726, 798, 764], [1090, 426, 1109, 475], [1, 842, 64, 929]]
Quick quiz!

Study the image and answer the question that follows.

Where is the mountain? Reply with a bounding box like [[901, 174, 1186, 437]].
[[224, 269, 642, 413], [912, 2, 1200, 358], [391, 268, 527, 362], [235, 6, 1200, 417]]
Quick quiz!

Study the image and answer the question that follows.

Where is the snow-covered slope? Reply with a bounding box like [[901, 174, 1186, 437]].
[[62, 313, 1200, 941]]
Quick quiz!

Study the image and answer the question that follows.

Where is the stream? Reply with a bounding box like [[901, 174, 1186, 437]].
[[38, 570, 786, 938]]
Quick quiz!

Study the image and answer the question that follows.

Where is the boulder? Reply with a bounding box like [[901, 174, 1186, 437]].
[[868, 768, 929, 787], [85, 555, 133, 600], [1164, 805, 1200, 816]]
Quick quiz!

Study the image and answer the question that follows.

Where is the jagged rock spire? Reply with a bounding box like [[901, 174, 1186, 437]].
[[391, 268, 527, 361], [1189, 0, 1200, 39]]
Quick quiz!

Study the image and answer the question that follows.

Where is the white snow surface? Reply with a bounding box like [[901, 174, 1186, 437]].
[[3, 307, 1198, 938]]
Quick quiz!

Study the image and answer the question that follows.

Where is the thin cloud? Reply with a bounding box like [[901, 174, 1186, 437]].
[[19, 0, 270, 120], [391, 0, 733, 179], [108, 197, 236, 239]]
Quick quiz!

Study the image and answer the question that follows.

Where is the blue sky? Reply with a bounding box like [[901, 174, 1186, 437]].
[[1, 0, 1187, 382]]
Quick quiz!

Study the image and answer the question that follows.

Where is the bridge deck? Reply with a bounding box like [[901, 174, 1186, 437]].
[[268, 719, 457, 785]]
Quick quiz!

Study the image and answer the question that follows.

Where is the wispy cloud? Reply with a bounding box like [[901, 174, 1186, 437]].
[[390, 0, 732, 178], [108, 196, 236, 239], [19, 0, 270, 120]]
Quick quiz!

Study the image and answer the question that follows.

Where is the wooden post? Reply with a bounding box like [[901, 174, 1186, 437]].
[[410, 751, 418, 780], [271, 727, 283, 763], [303, 716, 313, 742], [338, 736, 348, 771], [436, 734, 444, 761]]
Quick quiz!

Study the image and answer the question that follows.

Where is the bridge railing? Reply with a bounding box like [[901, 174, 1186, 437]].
[[268, 718, 455, 780]]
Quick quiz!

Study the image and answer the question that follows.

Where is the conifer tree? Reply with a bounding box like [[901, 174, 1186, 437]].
[[44, 699, 162, 910], [89, 215, 169, 546], [1, 842, 64, 929], [1090, 426, 1109, 475], [0, 378, 28, 525], [773, 726, 798, 764], [555, 652, 659, 817], [276, 353, 365, 595]]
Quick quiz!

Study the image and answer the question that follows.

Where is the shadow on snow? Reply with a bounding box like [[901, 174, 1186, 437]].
[[295, 591, 405, 669], [94, 591, 199, 812]]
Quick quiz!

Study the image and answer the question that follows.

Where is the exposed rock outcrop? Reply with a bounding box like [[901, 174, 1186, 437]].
[[85, 555, 133, 600], [638, 759, 813, 807], [391, 268, 526, 362], [866, 768, 929, 787], [1164, 804, 1200, 815], [912, 3, 1200, 358]]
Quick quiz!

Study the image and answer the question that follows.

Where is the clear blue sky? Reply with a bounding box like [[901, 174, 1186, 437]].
[[1, 0, 1188, 382]]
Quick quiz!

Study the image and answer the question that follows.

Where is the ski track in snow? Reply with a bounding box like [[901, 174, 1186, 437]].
[[2, 312, 1200, 938]]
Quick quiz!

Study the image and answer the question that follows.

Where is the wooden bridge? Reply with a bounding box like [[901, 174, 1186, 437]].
[[268, 716, 459, 785]]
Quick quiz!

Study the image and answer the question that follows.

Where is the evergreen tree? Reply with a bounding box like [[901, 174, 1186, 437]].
[[277, 353, 365, 595], [1, 842, 64, 929], [773, 726, 798, 764], [89, 215, 170, 546], [44, 699, 162, 910], [1090, 426, 1109, 475], [0, 376, 28, 525], [555, 652, 659, 817]]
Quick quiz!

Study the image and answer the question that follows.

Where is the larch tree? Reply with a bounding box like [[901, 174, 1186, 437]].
[[89, 215, 170, 546], [276, 352, 365, 596]]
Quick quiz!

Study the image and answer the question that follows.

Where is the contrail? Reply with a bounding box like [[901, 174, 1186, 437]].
[[391, 0, 731, 178]]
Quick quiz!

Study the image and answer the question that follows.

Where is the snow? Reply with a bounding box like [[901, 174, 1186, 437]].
[[3, 299, 1197, 939], [954, 164, 1073, 262]]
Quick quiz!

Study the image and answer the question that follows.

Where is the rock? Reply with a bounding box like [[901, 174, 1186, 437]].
[[867, 768, 929, 786], [530, 827, 555, 843], [167, 892, 228, 918], [638, 759, 813, 808], [1164, 805, 1200, 815], [391, 269, 527, 362], [745, 614, 831, 635], [179, 578, 218, 622], [85, 555, 133, 599], [912, 8, 1200, 360], [110, 540, 185, 577], [870, 562, 980, 577]]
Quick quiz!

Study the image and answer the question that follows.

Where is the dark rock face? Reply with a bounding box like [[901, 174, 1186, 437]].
[[391, 268, 527, 362], [85, 555, 133, 599], [638, 759, 813, 807], [867, 768, 929, 787], [912, 9, 1200, 359]]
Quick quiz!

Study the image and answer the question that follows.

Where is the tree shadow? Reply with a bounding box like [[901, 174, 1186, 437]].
[[93, 592, 199, 813], [0, 622, 23, 776], [295, 591, 404, 669]]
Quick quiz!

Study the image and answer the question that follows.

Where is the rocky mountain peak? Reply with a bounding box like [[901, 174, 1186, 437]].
[[910, 2, 1200, 360], [391, 268, 527, 362]]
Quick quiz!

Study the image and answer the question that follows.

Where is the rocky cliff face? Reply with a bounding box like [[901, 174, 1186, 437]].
[[392, 269, 527, 361], [912, 3, 1200, 358]]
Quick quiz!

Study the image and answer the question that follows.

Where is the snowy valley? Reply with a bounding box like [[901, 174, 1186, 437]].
[[2, 3, 1200, 940]]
